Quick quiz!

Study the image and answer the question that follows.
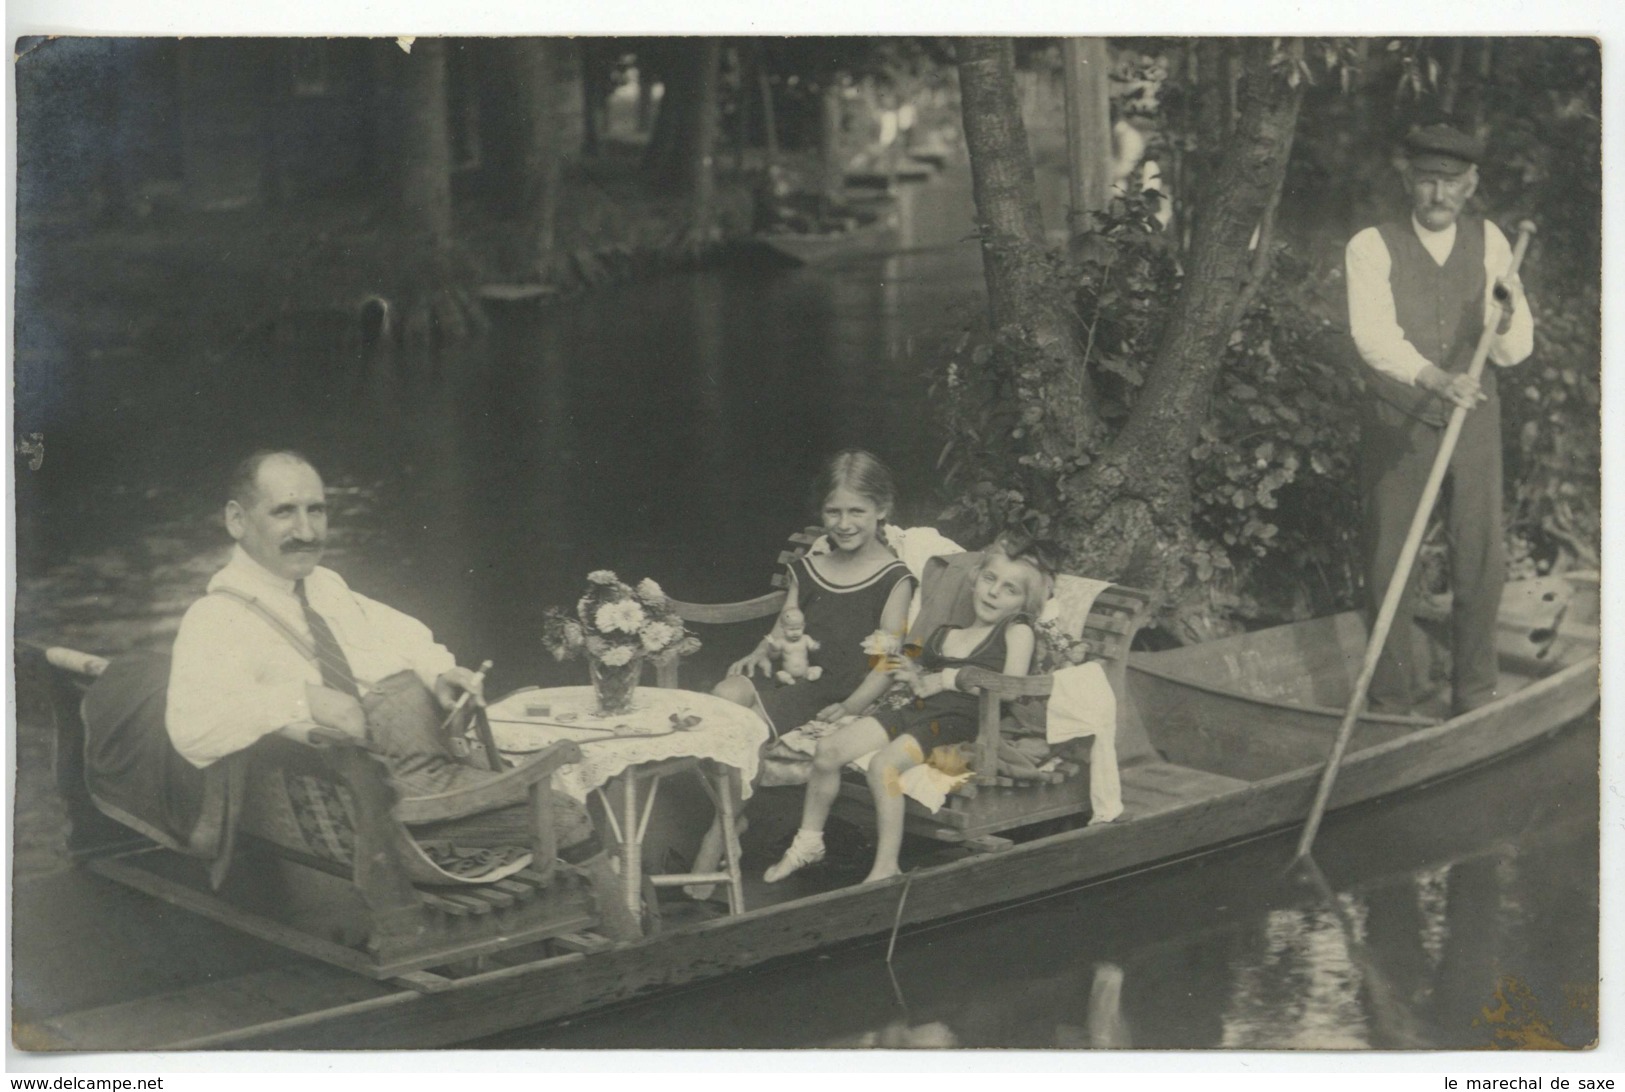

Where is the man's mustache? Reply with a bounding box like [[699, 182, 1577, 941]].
[[282, 540, 324, 553]]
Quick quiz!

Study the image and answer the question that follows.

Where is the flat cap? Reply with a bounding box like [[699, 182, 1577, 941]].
[[1403, 123, 1484, 176]]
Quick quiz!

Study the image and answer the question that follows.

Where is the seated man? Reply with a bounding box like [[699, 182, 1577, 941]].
[[167, 449, 637, 938]]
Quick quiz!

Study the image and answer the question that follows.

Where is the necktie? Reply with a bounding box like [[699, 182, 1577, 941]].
[[294, 579, 362, 698]]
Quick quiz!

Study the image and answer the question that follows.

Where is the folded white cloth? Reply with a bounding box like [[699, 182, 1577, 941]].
[[1046, 661, 1123, 823], [1041, 574, 1113, 635], [847, 749, 971, 813]]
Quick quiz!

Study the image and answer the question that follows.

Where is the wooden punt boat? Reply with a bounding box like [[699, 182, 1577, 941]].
[[14, 572, 1597, 1051], [752, 218, 902, 267]]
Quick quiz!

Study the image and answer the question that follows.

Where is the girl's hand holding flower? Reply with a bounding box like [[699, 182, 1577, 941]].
[[888, 654, 924, 691]]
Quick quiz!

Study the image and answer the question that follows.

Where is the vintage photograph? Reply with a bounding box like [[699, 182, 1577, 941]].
[[9, 31, 1602, 1053]]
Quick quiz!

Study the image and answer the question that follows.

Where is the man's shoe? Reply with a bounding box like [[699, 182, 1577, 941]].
[[764, 830, 826, 883]]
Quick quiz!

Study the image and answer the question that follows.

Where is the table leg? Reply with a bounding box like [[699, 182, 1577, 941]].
[[715, 765, 746, 915], [621, 769, 643, 923]]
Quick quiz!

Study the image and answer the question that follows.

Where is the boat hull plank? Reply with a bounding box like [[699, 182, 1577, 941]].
[[145, 659, 1591, 1050], [1120, 762, 1251, 814], [22, 967, 392, 1052]]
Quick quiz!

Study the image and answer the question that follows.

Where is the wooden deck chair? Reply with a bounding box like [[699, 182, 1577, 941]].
[[658, 533, 1157, 846], [653, 526, 822, 686], [828, 551, 1158, 846], [17, 642, 606, 984]]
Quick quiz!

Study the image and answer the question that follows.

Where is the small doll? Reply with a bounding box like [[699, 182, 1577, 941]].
[[768, 608, 823, 685]]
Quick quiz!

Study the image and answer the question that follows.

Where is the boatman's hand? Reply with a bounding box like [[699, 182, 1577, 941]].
[[1418, 364, 1487, 411], [305, 683, 368, 741], [434, 666, 487, 710]]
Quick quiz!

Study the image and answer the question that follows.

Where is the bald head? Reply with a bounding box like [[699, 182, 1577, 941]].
[[229, 449, 317, 508], [225, 451, 329, 581]]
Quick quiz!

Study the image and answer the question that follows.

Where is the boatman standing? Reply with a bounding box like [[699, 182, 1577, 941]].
[[1345, 123, 1534, 715], [166, 449, 638, 938]]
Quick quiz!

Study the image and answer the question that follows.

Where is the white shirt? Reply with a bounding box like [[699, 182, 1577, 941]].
[[1345, 217, 1534, 386], [167, 545, 456, 768]]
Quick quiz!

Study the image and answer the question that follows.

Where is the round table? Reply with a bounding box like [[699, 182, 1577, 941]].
[[486, 686, 769, 918]]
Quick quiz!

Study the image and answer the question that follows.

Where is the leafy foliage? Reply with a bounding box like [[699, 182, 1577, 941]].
[[934, 190, 1364, 632], [933, 37, 1598, 642], [1191, 250, 1363, 620], [930, 193, 1178, 543]]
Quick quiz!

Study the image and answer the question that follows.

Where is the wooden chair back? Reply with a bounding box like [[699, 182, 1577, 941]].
[[658, 526, 825, 685], [655, 529, 1158, 839], [17, 640, 603, 978]]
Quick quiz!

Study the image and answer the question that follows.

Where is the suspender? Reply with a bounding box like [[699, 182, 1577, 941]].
[[210, 586, 321, 664]]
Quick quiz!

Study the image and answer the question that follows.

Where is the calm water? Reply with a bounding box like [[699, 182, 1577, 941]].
[[11, 171, 1599, 1049]]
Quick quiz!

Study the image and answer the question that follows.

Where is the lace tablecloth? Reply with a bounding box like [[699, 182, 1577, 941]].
[[486, 686, 769, 802]]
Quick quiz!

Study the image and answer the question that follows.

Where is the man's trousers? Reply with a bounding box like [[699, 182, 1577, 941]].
[[1358, 394, 1505, 714]]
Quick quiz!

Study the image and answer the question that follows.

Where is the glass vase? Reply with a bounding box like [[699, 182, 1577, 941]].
[[588, 655, 641, 716]]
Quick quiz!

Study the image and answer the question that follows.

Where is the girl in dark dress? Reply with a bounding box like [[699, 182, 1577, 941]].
[[686, 451, 916, 898], [764, 535, 1051, 886]]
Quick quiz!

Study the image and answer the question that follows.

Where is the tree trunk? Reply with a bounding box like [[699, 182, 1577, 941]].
[[756, 46, 780, 168], [636, 72, 655, 133], [1063, 38, 1305, 584], [1183, 38, 1232, 254], [957, 37, 1103, 453], [394, 38, 454, 259], [1439, 38, 1465, 116], [818, 79, 845, 200], [645, 44, 699, 187], [1168, 41, 1193, 252], [377, 38, 485, 345], [510, 39, 564, 264], [731, 46, 748, 175], [1060, 37, 1113, 240], [177, 40, 272, 212], [684, 37, 722, 242], [579, 40, 602, 158], [644, 64, 681, 176], [1471, 40, 1493, 131]]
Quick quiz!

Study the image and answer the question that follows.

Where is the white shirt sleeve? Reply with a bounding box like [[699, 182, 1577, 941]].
[[1483, 221, 1535, 368], [166, 596, 313, 768], [350, 588, 457, 692], [1346, 227, 1437, 387]]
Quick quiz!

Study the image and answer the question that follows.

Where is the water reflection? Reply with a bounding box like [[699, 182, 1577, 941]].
[[489, 716, 1596, 1050]]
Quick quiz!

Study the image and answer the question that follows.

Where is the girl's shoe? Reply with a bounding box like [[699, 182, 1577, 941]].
[[764, 829, 826, 883]]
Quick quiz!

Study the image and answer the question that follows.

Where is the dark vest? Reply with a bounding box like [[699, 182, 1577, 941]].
[[1364, 216, 1493, 427]]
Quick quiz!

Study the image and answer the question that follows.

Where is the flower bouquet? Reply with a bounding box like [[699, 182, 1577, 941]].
[[1034, 615, 1093, 673], [542, 571, 701, 714]]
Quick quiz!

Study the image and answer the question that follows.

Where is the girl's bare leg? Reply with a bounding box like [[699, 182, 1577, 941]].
[[864, 735, 924, 883], [801, 718, 890, 834], [713, 674, 762, 710], [765, 717, 891, 883]]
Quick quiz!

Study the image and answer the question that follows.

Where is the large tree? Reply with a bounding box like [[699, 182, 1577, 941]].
[[482, 38, 566, 271], [952, 37, 1305, 609], [956, 38, 1104, 456], [374, 38, 487, 345], [1060, 38, 1114, 240]]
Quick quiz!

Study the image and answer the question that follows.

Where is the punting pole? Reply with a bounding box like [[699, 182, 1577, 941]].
[[1294, 219, 1536, 862]]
